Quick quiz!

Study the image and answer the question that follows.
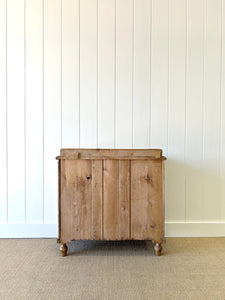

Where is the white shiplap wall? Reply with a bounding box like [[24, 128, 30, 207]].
[[0, 0, 225, 238]]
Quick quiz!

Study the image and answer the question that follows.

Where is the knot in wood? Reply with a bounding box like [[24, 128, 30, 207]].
[[144, 175, 152, 182]]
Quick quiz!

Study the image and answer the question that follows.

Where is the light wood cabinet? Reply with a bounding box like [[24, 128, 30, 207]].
[[56, 149, 166, 256]]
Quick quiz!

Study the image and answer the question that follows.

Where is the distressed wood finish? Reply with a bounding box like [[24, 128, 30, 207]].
[[118, 160, 130, 240], [131, 160, 164, 243], [103, 160, 130, 240], [103, 160, 119, 240], [58, 148, 163, 159], [60, 159, 102, 242], [57, 149, 166, 256], [91, 160, 102, 240]]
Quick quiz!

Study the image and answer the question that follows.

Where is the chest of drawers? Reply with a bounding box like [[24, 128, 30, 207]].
[[56, 149, 166, 256]]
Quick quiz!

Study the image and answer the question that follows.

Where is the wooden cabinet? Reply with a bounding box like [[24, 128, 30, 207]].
[[56, 149, 166, 256]]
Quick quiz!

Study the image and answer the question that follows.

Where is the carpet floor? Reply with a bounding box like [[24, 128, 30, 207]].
[[0, 238, 225, 300]]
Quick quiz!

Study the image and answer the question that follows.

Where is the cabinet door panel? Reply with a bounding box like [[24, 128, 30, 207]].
[[103, 160, 130, 240], [131, 160, 163, 241], [60, 160, 102, 242]]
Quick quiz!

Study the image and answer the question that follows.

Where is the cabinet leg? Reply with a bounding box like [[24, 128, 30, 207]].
[[154, 243, 162, 256], [59, 243, 68, 256]]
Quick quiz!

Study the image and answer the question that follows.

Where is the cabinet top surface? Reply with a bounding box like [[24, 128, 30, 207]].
[[56, 149, 167, 160]]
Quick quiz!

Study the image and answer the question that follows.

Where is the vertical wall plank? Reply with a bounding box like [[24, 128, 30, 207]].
[[133, 0, 150, 148], [44, 0, 61, 223], [151, 0, 169, 222], [0, 0, 7, 223], [62, 0, 80, 148], [7, 0, 25, 223], [80, 0, 97, 148], [116, 0, 133, 148], [150, 0, 169, 154], [26, 0, 43, 223], [203, 0, 222, 221], [98, 0, 115, 148], [221, 0, 225, 221], [166, 0, 186, 222], [186, 0, 204, 221]]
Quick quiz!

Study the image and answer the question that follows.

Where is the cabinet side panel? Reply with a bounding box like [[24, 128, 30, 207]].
[[118, 160, 130, 239], [92, 160, 102, 239], [131, 160, 163, 242], [60, 160, 74, 242], [58, 160, 62, 241], [103, 160, 119, 240]]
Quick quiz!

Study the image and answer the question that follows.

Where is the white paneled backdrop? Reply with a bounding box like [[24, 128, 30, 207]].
[[0, 0, 225, 237]]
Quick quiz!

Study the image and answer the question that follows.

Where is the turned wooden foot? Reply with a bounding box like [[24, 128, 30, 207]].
[[60, 243, 68, 256], [154, 243, 162, 256]]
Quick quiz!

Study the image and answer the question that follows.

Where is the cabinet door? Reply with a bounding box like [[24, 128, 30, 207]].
[[60, 159, 102, 242], [103, 160, 130, 240], [131, 160, 164, 242]]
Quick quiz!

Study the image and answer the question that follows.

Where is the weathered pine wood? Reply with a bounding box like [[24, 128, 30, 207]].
[[91, 160, 102, 239], [57, 149, 166, 256], [103, 160, 119, 240], [58, 148, 163, 159], [61, 160, 93, 242], [103, 160, 131, 240], [60, 160, 80, 242], [131, 160, 164, 242], [57, 155, 166, 160], [118, 160, 130, 240]]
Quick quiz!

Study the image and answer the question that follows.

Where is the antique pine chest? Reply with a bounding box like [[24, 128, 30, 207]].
[[56, 149, 166, 256]]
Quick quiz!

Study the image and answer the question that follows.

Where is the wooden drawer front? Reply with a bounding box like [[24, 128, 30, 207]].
[[60, 159, 163, 243], [131, 160, 163, 242]]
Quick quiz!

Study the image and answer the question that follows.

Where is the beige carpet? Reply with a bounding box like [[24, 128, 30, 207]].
[[0, 238, 225, 300]]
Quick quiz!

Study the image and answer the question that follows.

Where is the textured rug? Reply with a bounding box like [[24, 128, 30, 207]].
[[0, 238, 225, 300]]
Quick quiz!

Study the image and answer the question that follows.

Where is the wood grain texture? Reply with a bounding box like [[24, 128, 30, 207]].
[[131, 160, 163, 242], [59, 150, 165, 247], [103, 159, 132, 240], [60, 148, 163, 159], [91, 160, 102, 239], [103, 160, 119, 240], [61, 160, 90, 242], [60, 159, 103, 243], [118, 160, 130, 240]]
